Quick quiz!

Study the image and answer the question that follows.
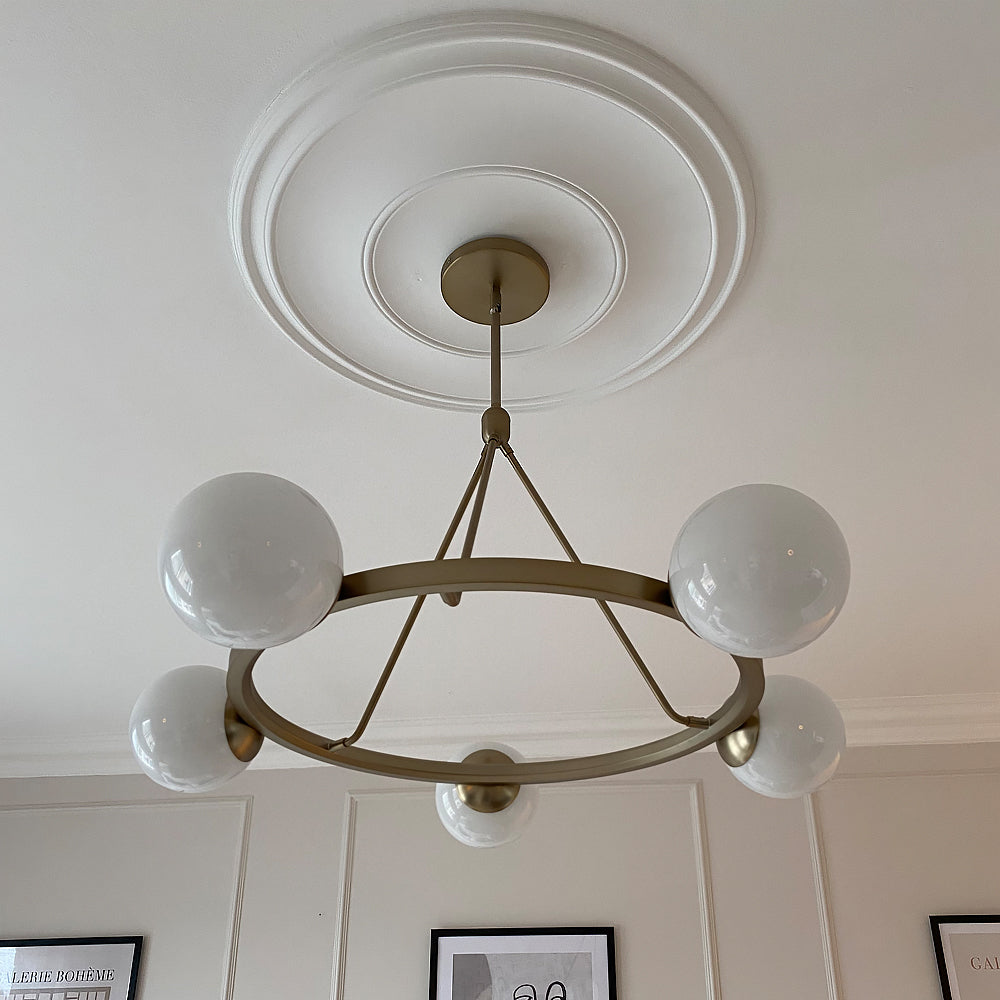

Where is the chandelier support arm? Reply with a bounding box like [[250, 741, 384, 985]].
[[342, 444, 493, 746], [440, 444, 490, 606], [498, 443, 581, 560], [437, 443, 493, 562], [594, 601, 711, 730], [340, 594, 428, 747], [461, 438, 498, 562], [442, 440, 498, 606], [499, 441, 710, 729]]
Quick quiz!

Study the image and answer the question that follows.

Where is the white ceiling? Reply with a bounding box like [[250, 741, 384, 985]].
[[2, 1, 999, 777]]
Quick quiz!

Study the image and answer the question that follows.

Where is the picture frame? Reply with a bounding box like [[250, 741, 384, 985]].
[[930, 915, 1000, 1000], [429, 926, 616, 1000], [0, 935, 142, 1000]]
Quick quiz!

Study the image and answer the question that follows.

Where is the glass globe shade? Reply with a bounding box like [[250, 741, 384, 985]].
[[129, 665, 251, 792], [668, 484, 849, 658], [728, 674, 845, 798], [159, 472, 343, 648], [435, 743, 539, 848]]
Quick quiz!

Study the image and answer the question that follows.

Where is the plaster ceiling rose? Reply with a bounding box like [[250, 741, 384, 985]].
[[231, 13, 755, 410]]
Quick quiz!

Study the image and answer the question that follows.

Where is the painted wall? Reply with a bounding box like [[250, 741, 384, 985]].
[[3, 742, 999, 999]]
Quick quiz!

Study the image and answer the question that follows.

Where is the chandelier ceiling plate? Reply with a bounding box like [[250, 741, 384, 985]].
[[441, 238, 550, 325], [231, 14, 755, 410]]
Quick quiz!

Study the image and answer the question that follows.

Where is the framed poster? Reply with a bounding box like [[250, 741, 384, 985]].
[[430, 927, 616, 1000], [0, 936, 142, 1000], [930, 915, 1000, 1000]]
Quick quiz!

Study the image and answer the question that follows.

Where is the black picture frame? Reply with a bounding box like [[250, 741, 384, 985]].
[[430, 926, 616, 1000], [0, 935, 143, 1000], [930, 915, 1000, 1000]]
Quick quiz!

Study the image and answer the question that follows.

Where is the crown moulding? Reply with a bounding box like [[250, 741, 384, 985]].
[[230, 13, 756, 411], [6, 695, 1000, 779]]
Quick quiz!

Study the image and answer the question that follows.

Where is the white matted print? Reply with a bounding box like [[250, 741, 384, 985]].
[[0, 937, 142, 1000], [931, 916, 1000, 1000], [430, 928, 616, 1000]]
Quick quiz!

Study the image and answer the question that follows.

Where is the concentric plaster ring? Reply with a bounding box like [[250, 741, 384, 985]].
[[362, 166, 627, 358], [230, 13, 755, 410]]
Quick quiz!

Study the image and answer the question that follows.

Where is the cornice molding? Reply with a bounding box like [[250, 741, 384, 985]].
[[5, 694, 1000, 779]]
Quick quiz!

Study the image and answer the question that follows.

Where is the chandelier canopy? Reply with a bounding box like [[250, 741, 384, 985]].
[[130, 237, 850, 847]]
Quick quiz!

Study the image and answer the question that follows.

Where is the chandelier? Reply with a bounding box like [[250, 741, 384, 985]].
[[130, 238, 850, 847]]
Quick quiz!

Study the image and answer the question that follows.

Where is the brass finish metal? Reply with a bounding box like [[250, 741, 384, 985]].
[[460, 441, 497, 561], [459, 272, 706, 728], [224, 699, 264, 763], [347, 444, 491, 742], [222, 247, 765, 789], [490, 281, 502, 406], [334, 558, 680, 614], [441, 238, 549, 325], [456, 750, 521, 813], [716, 712, 760, 768], [226, 562, 764, 784], [442, 281, 506, 605], [442, 282, 506, 604], [482, 406, 511, 444], [442, 439, 499, 607], [499, 442, 710, 729]]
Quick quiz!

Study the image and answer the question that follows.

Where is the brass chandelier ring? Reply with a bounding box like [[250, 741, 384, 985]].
[[226, 557, 765, 785]]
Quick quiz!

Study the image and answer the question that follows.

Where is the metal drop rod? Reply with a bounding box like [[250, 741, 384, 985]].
[[443, 281, 504, 606], [490, 282, 501, 408]]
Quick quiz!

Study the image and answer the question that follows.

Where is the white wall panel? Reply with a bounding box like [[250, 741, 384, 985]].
[[5, 745, 1000, 1000], [699, 767, 833, 1000], [0, 797, 250, 1000], [336, 782, 720, 1000], [813, 752, 1000, 1000]]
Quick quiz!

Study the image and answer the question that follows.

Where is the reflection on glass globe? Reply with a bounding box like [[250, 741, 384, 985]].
[[728, 674, 845, 798], [668, 484, 849, 658], [129, 665, 251, 792], [435, 743, 539, 848], [159, 472, 343, 648]]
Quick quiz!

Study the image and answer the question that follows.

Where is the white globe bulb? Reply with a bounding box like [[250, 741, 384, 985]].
[[728, 674, 845, 798], [435, 743, 539, 848], [159, 473, 343, 648], [669, 484, 849, 658], [129, 665, 251, 792]]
